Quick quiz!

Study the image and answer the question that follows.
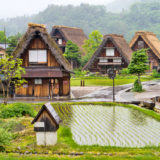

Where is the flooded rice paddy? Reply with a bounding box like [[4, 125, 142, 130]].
[[53, 105, 160, 147]]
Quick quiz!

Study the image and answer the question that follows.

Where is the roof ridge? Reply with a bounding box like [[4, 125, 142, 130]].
[[28, 23, 46, 29], [135, 31, 156, 36], [104, 34, 124, 38], [53, 25, 81, 30]]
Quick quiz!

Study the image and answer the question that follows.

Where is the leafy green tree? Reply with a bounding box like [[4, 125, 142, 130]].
[[0, 31, 7, 43], [64, 40, 81, 69], [0, 55, 26, 104], [6, 33, 22, 55], [82, 30, 103, 67], [128, 49, 149, 91]]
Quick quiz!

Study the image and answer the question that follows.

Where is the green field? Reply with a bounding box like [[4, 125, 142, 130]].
[[0, 102, 160, 159], [71, 76, 154, 86]]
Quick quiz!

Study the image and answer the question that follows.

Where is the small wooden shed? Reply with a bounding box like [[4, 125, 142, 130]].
[[32, 102, 61, 146]]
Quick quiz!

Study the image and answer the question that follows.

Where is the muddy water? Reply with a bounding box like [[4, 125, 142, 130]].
[[54, 105, 160, 147]]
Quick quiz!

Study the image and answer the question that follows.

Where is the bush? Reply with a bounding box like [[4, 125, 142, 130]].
[[132, 79, 142, 92], [120, 68, 130, 75], [0, 128, 12, 147], [152, 69, 160, 78], [0, 103, 36, 118]]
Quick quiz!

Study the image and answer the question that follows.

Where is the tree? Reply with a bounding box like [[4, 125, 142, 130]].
[[128, 49, 149, 91], [82, 30, 103, 67], [64, 40, 81, 69], [6, 33, 22, 55], [0, 55, 26, 104], [0, 31, 7, 43]]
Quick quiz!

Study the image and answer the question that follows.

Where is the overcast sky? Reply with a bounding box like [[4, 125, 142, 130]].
[[1, 0, 114, 19]]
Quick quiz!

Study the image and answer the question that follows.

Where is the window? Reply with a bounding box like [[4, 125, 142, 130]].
[[138, 41, 144, 49], [58, 39, 62, 45], [35, 79, 42, 85], [29, 50, 47, 63], [113, 59, 122, 63], [106, 48, 114, 56], [99, 59, 108, 63]]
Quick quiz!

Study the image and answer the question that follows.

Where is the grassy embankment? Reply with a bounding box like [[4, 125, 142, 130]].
[[0, 102, 160, 159], [71, 74, 156, 86]]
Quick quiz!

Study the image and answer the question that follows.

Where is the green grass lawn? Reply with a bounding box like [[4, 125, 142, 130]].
[[71, 75, 155, 86]]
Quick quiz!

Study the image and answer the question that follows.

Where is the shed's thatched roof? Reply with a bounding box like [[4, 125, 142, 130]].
[[51, 25, 88, 54], [83, 34, 133, 70], [13, 23, 72, 71], [129, 31, 160, 59]]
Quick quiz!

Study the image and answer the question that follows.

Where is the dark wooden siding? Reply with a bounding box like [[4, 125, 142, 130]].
[[21, 37, 60, 67], [89, 40, 128, 73], [131, 36, 159, 70]]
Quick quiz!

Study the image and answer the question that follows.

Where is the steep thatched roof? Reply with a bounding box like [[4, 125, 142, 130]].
[[83, 34, 133, 70], [51, 25, 88, 54], [129, 31, 160, 59], [13, 23, 72, 71]]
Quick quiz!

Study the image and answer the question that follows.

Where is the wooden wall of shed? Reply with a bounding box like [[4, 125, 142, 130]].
[[21, 37, 60, 67], [131, 36, 159, 70], [37, 110, 57, 129]]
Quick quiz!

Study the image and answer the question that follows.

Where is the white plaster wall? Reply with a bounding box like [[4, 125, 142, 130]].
[[36, 132, 45, 146], [46, 132, 57, 146], [36, 132, 57, 146]]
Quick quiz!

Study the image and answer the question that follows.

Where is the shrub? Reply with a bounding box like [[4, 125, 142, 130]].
[[0, 103, 36, 118], [152, 69, 160, 78], [120, 68, 130, 75], [132, 79, 142, 92], [0, 128, 12, 147], [59, 127, 72, 137]]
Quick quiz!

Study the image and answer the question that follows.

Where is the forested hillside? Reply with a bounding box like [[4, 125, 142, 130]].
[[1, 2, 160, 41], [106, 0, 159, 12]]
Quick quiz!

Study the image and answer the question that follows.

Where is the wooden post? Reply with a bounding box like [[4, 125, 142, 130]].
[[113, 78, 115, 102], [83, 80, 85, 87]]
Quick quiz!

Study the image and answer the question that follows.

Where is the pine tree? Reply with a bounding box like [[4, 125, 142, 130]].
[[128, 49, 149, 91], [64, 40, 81, 69]]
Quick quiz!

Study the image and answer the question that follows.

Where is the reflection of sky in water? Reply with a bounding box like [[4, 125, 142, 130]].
[[69, 105, 160, 147]]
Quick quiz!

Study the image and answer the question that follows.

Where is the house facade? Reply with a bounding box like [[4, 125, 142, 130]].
[[83, 34, 132, 74], [50, 25, 87, 55], [130, 31, 160, 71], [13, 23, 72, 98]]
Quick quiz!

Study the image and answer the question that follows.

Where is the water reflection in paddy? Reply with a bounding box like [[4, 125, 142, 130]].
[[53, 105, 160, 147]]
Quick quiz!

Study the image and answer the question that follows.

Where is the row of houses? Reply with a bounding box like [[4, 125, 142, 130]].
[[84, 31, 160, 73], [2, 23, 160, 98]]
